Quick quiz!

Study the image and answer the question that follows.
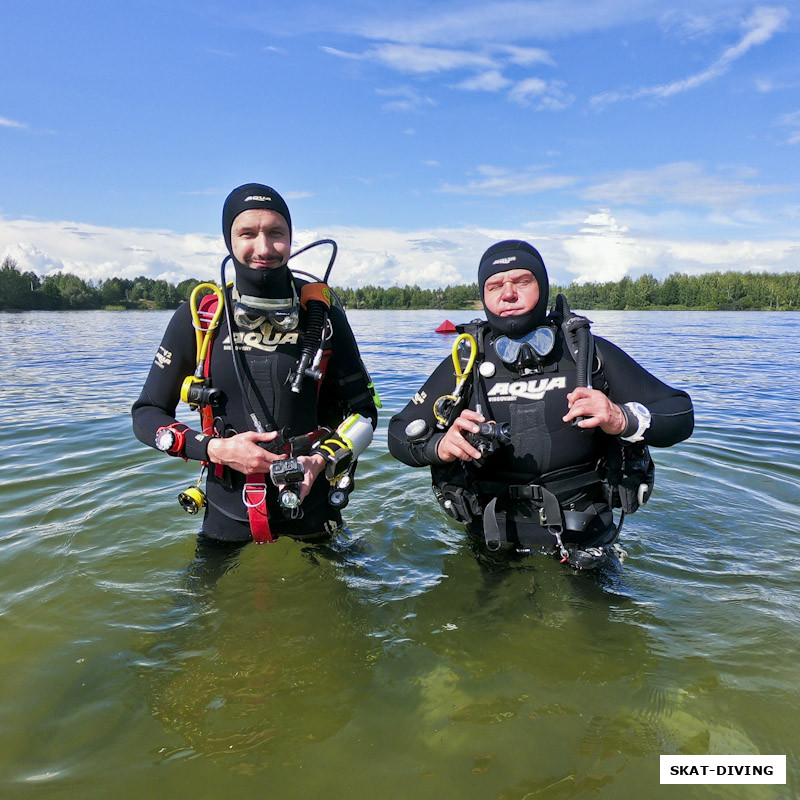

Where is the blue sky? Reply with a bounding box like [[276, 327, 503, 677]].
[[1, 0, 798, 288]]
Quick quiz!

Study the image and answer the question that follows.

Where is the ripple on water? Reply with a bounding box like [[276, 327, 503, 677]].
[[1, 310, 800, 794]]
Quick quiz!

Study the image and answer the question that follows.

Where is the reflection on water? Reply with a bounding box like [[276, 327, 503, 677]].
[[140, 538, 380, 775], [0, 310, 798, 798]]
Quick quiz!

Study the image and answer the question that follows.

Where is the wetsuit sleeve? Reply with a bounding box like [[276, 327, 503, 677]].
[[595, 337, 694, 447], [321, 305, 378, 428], [387, 356, 460, 467], [131, 302, 212, 461]]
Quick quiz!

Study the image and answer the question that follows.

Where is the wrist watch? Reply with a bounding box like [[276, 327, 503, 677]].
[[620, 402, 651, 443], [155, 425, 186, 456]]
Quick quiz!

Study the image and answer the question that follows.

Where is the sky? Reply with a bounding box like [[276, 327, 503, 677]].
[[1, 0, 799, 289]]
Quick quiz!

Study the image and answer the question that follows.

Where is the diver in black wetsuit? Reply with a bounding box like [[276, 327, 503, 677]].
[[388, 240, 693, 568], [133, 184, 377, 547]]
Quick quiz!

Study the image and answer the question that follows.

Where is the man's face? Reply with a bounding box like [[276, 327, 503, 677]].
[[482, 268, 540, 317], [230, 209, 291, 269]]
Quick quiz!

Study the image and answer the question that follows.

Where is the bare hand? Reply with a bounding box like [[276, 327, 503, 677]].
[[206, 430, 287, 475], [295, 453, 327, 503], [436, 408, 486, 463], [563, 387, 626, 435]]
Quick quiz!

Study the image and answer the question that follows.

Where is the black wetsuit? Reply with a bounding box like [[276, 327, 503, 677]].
[[388, 322, 693, 550], [133, 284, 376, 541]]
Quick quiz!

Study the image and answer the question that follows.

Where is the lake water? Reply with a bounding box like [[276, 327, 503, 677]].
[[1, 308, 798, 799]]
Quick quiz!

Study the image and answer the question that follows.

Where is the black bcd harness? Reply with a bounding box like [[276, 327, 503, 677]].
[[429, 295, 655, 551]]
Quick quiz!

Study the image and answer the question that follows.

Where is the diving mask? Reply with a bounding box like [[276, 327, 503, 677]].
[[493, 325, 556, 366], [233, 292, 299, 332]]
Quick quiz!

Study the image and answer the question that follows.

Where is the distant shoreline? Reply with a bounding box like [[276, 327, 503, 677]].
[[2, 305, 798, 313], [2, 256, 798, 312]]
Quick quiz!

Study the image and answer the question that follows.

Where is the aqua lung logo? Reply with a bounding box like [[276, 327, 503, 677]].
[[487, 376, 566, 401], [493, 256, 517, 265], [244, 195, 272, 203], [154, 346, 172, 369], [223, 330, 299, 353]]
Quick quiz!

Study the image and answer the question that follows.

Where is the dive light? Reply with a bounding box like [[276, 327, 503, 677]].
[[318, 414, 373, 481], [270, 457, 306, 517], [328, 472, 353, 509]]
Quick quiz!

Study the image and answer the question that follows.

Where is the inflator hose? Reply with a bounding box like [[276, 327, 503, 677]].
[[574, 324, 590, 389]]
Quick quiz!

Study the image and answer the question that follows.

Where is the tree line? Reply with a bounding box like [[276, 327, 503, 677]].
[[550, 270, 800, 311], [1, 256, 799, 311], [0, 257, 203, 311]]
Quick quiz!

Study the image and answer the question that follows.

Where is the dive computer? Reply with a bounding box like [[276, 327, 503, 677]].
[[620, 402, 651, 443]]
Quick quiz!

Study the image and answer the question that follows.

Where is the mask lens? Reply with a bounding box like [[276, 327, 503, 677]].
[[268, 307, 299, 331], [233, 304, 265, 330], [493, 336, 522, 363], [527, 326, 555, 356], [494, 326, 555, 364]]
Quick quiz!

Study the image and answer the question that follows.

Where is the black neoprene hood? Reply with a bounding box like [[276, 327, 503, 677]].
[[222, 183, 294, 300], [222, 183, 292, 254], [478, 240, 550, 337]]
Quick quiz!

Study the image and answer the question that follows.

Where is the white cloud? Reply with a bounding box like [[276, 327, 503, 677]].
[[0, 217, 224, 286], [778, 110, 800, 126], [294, 225, 491, 287], [508, 77, 572, 109], [591, 5, 790, 108], [324, 43, 496, 74], [508, 77, 548, 101], [3, 206, 798, 291], [581, 161, 788, 208], [178, 187, 224, 196], [560, 212, 658, 283], [323, 39, 568, 109], [777, 109, 800, 145], [440, 165, 576, 196], [375, 86, 436, 112], [351, 1, 661, 46], [497, 44, 555, 67], [320, 45, 361, 61], [0, 115, 26, 129], [536, 208, 800, 284], [454, 70, 512, 91]]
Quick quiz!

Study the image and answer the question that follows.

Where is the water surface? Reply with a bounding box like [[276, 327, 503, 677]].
[[1, 309, 798, 799]]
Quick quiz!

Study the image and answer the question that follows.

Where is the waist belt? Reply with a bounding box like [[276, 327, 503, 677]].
[[482, 484, 608, 556], [475, 467, 602, 504]]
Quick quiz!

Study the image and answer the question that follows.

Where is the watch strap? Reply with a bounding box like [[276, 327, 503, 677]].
[[156, 423, 189, 460]]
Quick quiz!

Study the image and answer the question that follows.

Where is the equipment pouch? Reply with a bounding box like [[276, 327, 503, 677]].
[[602, 439, 655, 513], [430, 462, 483, 523], [432, 483, 482, 523]]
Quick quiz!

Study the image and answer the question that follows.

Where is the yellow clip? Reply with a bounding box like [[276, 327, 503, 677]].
[[434, 332, 478, 428], [451, 333, 477, 386], [188, 283, 225, 373]]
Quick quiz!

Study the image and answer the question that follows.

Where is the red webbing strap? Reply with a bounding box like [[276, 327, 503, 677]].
[[243, 473, 275, 543], [316, 346, 332, 399]]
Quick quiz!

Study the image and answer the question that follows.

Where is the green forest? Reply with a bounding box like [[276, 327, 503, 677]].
[[1, 255, 798, 312]]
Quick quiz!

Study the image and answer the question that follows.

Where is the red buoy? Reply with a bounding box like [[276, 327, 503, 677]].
[[435, 319, 457, 334]]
